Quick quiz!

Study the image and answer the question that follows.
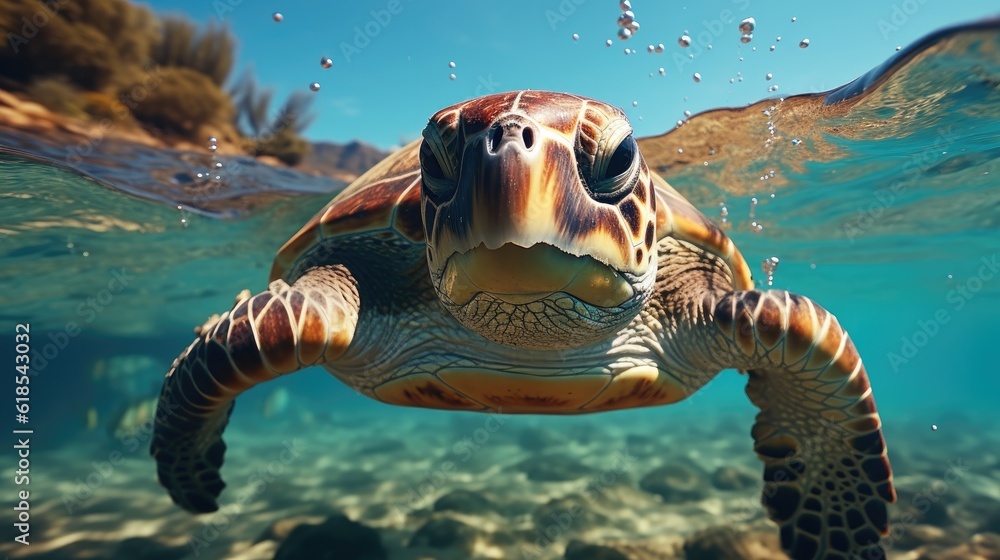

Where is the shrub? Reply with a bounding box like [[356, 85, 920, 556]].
[[25, 77, 86, 119], [151, 16, 235, 86], [130, 67, 233, 138], [249, 129, 312, 166]]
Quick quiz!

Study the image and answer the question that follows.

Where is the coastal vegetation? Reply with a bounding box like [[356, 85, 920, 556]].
[[0, 0, 313, 165]]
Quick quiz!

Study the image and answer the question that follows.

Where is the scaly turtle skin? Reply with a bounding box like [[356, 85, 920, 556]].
[[151, 91, 895, 560]]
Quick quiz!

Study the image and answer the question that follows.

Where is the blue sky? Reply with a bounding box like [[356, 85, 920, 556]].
[[145, 0, 997, 149]]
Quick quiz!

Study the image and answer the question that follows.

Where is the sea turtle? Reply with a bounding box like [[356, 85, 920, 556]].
[[151, 91, 895, 560]]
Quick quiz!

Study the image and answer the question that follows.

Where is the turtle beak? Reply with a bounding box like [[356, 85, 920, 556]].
[[433, 115, 576, 257], [440, 243, 634, 307]]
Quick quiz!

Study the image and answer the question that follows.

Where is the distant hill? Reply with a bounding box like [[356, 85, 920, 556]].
[[297, 140, 392, 183]]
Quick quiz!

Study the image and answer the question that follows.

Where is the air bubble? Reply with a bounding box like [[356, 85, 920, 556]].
[[766, 72, 773, 80], [761, 256, 779, 286], [895, 45, 902, 51], [740, 33, 753, 44], [214, 162, 223, 169], [618, 11, 635, 27], [620, 0, 631, 9], [572, 33, 579, 41], [707, 44, 713, 50], [677, 148, 683, 153], [656, 43, 665, 53], [692, 72, 701, 82], [618, 28, 632, 40], [678, 35, 691, 47], [207, 145, 218, 152], [309, 82, 321, 92], [729, 78, 735, 84], [739, 17, 755, 34], [770, 45, 775, 51], [321, 57, 333, 69], [449, 61, 456, 68], [931, 424, 938, 431], [791, 16, 797, 22], [632, 100, 638, 107], [449, 73, 456, 80], [207, 136, 217, 144], [658, 67, 665, 75], [792, 138, 802, 145], [799, 38, 810, 48], [606, 39, 613, 47], [272, 12, 283, 22], [776, 36, 782, 42], [683, 110, 691, 117]]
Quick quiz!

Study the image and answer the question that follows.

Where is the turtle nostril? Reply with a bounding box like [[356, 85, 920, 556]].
[[521, 127, 534, 149], [488, 124, 504, 154]]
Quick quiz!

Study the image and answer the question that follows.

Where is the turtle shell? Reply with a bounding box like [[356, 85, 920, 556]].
[[270, 139, 425, 282]]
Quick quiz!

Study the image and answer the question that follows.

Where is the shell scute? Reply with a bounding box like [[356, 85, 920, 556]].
[[271, 141, 423, 281]]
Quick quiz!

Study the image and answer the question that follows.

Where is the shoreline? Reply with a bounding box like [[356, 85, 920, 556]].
[[0, 87, 275, 163]]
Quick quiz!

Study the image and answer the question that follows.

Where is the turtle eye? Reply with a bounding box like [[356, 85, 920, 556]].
[[419, 139, 458, 203], [419, 141, 447, 181], [584, 127, 639, 200], [601, 134, 637, 180]]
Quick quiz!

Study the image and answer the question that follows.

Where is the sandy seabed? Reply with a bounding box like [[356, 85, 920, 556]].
[[2, 404, 999, 560]]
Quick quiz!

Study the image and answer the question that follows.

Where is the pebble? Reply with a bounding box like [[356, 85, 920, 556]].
[[639, 461, 710, 501], [273, 513, 386, 560]]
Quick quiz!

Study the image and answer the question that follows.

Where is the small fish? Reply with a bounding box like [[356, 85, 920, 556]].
[[262, 387, 290, 419], [109, 396, 159, 440]]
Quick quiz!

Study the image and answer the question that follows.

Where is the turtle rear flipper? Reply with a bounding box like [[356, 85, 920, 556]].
[[713, 291, 895, 560], [151, 265, 359, 513]]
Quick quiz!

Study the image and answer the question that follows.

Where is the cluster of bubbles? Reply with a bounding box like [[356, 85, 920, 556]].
[[615, 0, 640, 41], [749, 197, 763, 233], [449, 61, 457, 81], [761, 106, 779, 147], [308, 57, 334, 92], [761, 256, 780, 286], [718, 202, 729, 225]]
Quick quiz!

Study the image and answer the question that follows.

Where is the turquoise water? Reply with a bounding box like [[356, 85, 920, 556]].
[[1, 20, 999, 560]]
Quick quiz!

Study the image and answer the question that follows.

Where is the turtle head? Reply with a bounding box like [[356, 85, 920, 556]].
[[418, 91, 658, 350]]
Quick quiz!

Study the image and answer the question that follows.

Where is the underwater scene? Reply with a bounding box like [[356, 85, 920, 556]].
[[1, 2, 999, 559]]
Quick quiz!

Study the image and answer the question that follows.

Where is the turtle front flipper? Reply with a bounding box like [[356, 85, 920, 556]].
[[151, 265, 359, 513], [713, 290, 895, 560]]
